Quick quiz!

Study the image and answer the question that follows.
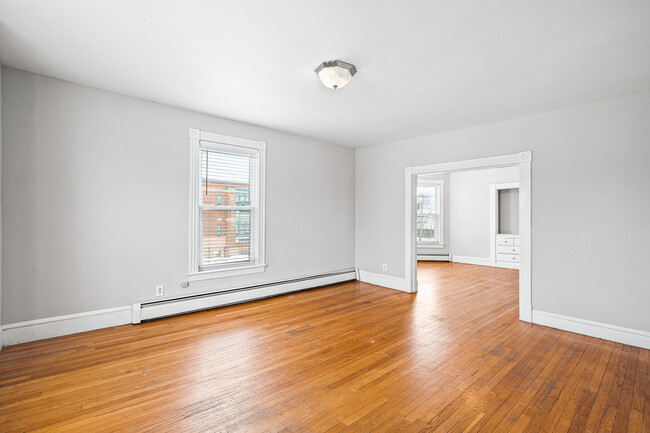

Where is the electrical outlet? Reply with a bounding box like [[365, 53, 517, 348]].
[[155, 285, 164, 297], [382, 264, 387, 272], [180, 281, 189, 288]]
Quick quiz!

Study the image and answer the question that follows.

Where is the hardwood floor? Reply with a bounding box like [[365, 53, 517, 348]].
[[0, 262, 648, 432]]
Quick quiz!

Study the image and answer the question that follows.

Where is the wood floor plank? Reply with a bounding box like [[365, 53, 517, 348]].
[[625, 348, 646, 431], [0, 262, 648, 432]]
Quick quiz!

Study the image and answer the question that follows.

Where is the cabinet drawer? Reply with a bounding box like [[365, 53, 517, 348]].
[[514, 238, 520, 246], [497, 245, 520, 254], [497, 253, 520, 263], [497, 237, 515, 246]]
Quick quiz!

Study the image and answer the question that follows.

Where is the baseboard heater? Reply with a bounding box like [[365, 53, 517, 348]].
[[133, 269, 357, 323], [417, 254, 450, 262]]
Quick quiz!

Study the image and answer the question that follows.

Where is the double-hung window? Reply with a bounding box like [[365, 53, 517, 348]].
[[416, 180, 444, 246], [188, 129, 266, 280]]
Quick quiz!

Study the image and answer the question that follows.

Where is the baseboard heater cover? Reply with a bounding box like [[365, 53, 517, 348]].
[[417, 254, 450, 261], [135, 269, 356, 322]]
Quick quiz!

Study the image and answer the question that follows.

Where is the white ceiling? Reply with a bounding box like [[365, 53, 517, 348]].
[[1, 1, 649, 148]]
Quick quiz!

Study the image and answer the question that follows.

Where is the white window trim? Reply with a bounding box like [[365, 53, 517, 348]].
[[416, 179, 445, 247], [188, 128, 267, 281]]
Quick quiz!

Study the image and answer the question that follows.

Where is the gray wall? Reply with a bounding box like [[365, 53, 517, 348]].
[[449, 167, 518, 259], [356, 90, 650, 332], [1, 67, 355, 324], [416, 173, 449, 257], [499, 189, 519, 235]]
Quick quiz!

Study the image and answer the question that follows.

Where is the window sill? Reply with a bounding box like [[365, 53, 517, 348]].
[[188, 264, 267, 281]]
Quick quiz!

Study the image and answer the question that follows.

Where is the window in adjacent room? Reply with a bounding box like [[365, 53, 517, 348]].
[[188, 129, 266, 279], [416, 179, 444, 246]]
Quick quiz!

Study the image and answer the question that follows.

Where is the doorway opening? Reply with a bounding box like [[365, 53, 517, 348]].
[[405, 152, 532, 322]]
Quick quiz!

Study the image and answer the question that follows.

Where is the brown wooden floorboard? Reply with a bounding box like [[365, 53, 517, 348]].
[[0, 262, 648, 432]]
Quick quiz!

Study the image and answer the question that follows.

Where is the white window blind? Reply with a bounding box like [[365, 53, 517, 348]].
[[189, 129, 266, 278]]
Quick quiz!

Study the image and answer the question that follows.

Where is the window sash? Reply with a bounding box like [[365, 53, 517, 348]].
[[197, 150, 258, 270], [417, 213, 440, 243], [198, 208, 256, 270], [416, 181, 444, 245]]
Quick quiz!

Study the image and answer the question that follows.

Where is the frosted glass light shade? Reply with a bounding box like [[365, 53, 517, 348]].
[[315, 60, 357, 90]]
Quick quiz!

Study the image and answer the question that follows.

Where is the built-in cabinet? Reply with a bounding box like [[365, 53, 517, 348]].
[[496, 234, 520, 269], [490, 182, 520, 270]]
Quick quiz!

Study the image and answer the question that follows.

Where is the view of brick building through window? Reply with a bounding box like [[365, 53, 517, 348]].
[[201, 178, 251, 266]]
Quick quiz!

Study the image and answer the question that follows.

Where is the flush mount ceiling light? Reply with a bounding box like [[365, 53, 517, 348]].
[[314, 60, 357, 90]]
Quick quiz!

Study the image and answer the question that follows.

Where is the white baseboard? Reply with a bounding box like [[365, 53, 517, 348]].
[[417, 254, 450, 262], [496, 261, 520, 270], [2, 270, 357, 346], [532, 310, 650, 350], [450, 255, 492, 267], [138, 270, 356, 321], [358, 270, 410, 293], [452, 255, 518, 270], [2, 306, 133, 346]]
